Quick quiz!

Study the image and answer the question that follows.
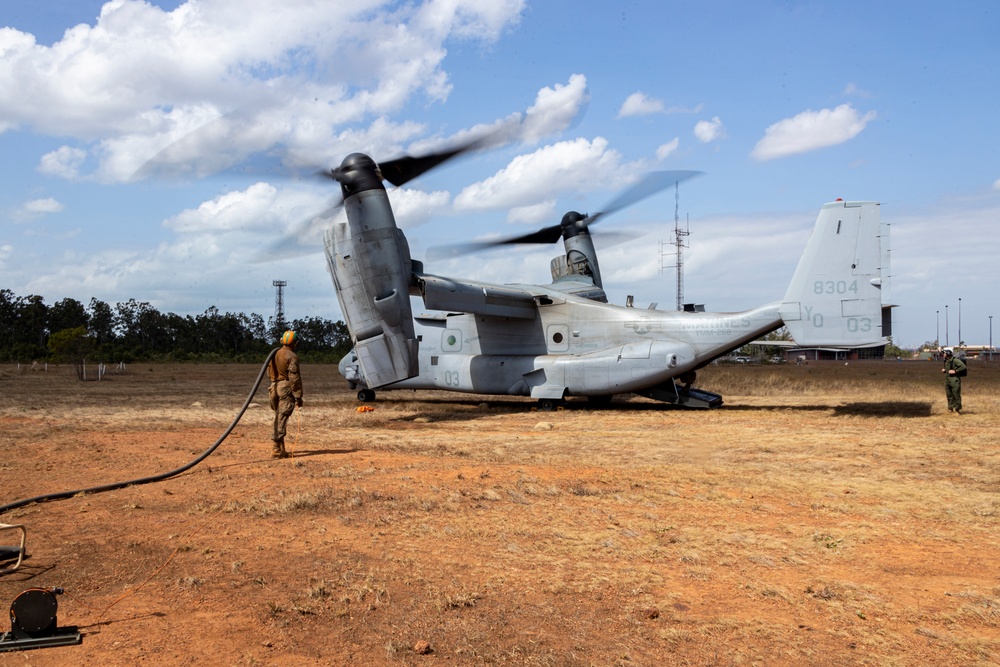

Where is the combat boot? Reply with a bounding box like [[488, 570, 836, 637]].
[[272, 440, 290, 459]]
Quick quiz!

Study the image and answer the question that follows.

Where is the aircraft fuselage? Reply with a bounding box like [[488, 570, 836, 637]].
[[344, 284, 782, 400]]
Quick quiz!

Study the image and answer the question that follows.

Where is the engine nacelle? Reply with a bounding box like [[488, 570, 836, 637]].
[[323, 155, 418, 388], [549, 212, 604, 289]]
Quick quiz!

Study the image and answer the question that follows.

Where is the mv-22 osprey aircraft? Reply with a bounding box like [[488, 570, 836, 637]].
[[320, 141, 890, 410]]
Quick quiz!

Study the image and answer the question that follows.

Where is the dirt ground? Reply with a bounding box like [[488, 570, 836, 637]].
[[1, 360, 998, 666]]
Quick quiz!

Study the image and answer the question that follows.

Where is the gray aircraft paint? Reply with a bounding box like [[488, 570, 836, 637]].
[[325, 152, 888, 408]]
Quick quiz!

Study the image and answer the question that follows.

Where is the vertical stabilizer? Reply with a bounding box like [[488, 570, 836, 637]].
[[780, 201, 888, 346]]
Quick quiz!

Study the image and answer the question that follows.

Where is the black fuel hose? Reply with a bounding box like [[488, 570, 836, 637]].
[[0, 348, 279, 516]]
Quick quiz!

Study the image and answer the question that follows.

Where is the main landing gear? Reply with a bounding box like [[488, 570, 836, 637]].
[[537, 397, 565, 412]]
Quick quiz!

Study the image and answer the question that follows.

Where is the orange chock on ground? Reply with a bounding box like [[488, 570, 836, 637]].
[[356, 405, 375, 413]]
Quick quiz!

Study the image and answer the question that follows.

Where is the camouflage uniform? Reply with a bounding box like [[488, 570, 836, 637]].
[[942, 354, 966, 413], [268, 344, 303, 457]]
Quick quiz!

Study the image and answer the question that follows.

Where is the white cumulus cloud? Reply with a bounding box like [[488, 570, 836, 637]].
[[38, 146, 87, 179], [750, 103, 876, 161], [419, 73, 590, 154], [385, 188, 453, 229], [656, 138, 680, 160], [520, 74, 590, 143], [509, 200, 557, 225], [618, 92, 664, 118], [453, 137, 625, 214], [15, 198, 65, 222], [0, 0, 528, 182], [23, 198, 65, 215], [694, 117, 724, 143], [164, 183, 284, 233]]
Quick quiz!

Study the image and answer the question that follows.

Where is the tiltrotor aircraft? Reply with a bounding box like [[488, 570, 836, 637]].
[[319, 140, 890, 410]]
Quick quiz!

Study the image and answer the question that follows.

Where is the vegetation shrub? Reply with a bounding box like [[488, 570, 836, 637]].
[[0, 289, 352, 364]]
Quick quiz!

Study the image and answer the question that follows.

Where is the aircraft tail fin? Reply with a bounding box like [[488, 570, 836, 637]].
[[780, 201, 890, 347]]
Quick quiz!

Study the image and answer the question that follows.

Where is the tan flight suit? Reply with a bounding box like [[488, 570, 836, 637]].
[[268, 345, 303, 456]]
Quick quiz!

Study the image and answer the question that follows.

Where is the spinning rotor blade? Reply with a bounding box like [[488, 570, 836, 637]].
[[585, 170, 701, 226], [330, 130, 501, 188], [379, 145, 473, 187], [256, 130, 507, 263], [253, 203, 345, 263], [493, 224, 566, 246], [431, 169, 702, 257]]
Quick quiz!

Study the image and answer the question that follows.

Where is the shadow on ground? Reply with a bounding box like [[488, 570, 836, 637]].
[[831, 401, 934, 417]]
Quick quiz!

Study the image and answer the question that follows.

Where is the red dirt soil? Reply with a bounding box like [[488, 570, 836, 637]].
[[1, 362, 998, 666]]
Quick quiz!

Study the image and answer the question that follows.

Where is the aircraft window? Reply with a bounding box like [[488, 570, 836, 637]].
[[447, 335, 457, 346], [552, 332, 564, 344]]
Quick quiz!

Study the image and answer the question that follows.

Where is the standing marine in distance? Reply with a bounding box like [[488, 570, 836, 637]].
[[941, 347, 966, 414], [268, 330, 304, 458]]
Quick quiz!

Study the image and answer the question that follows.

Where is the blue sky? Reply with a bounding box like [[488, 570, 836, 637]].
[[2, 0, 998, 349]]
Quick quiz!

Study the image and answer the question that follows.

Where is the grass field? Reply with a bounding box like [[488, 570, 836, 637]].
[[1, 360, 998, 666]]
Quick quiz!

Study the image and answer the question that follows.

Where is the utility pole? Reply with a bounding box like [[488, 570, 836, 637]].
[[958, 297, 962, 346], [945, 304, 949, 347], [990, 315, 994, 361], [936, 310, 939, 347]]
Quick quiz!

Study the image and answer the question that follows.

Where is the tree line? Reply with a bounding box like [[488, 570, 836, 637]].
[[0, 289, 353, 364]]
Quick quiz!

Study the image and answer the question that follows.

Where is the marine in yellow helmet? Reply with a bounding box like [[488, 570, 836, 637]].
[[267, 330, 304, 458]]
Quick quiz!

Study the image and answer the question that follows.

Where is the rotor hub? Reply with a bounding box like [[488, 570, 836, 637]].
[[333, 153, 385, 198], [560, 211, 589, 239]]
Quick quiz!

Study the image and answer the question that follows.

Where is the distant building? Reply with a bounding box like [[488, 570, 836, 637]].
[[779, 343, 887, 362], [920, 345, 995, 360], [752, 340, 887, 361]]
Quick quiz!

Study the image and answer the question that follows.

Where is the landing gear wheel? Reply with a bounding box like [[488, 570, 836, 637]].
[[538, 398, 563, 412], [357, 389, 376, 402]]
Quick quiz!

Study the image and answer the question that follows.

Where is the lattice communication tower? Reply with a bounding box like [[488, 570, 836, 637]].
[[273, 280, 287, 328], [659, 181, 690, 311]]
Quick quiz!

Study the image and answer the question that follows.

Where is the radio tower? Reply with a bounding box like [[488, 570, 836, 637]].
[[659, 181, 690, 311], [272, 280, 287, 329]]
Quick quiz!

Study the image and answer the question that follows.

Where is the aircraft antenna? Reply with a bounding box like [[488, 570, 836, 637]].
[[273, 280, 287, 329], [659, 181, 690, 310]]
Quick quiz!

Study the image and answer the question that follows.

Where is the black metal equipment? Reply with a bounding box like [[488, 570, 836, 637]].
[[0, 588, 82, 653]]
